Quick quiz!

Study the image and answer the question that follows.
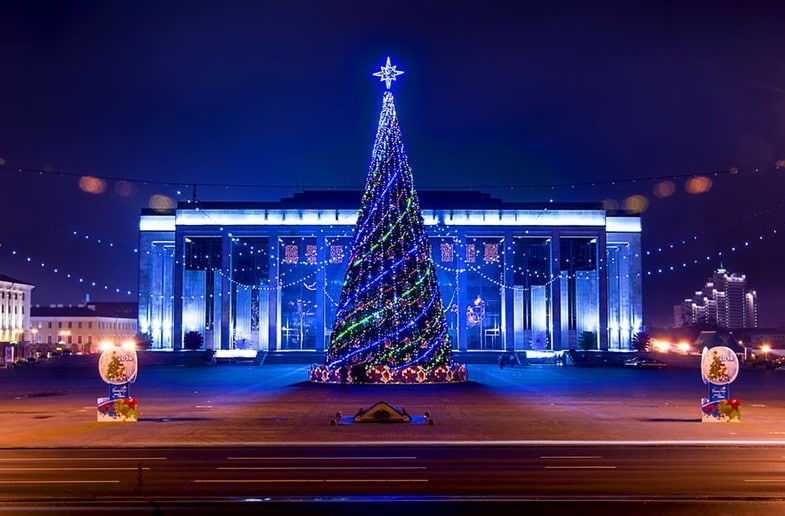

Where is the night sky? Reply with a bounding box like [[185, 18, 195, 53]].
[[1, 1, 784, 328]]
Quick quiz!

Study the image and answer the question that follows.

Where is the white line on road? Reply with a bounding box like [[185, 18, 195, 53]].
[[1, 467, 151, 471], [544, 466, 617, 470], [0, 457, 167, 461], [745, 479, 785, 483], [539, 456, 603, 459], [231, 440, 785, 447], [194, 479, 429, 483], [0, 480, 120, 484], [226, 456, 418, 460], [217, 466, 426, 470]]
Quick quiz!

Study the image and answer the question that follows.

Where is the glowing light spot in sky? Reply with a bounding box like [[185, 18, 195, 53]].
[[149, 194, 175, 211], [602, 198, 619, 212], [623, 194, 649, 214], [0, 157, 5, 166], [79, 176, 108, 194], [685, 176, 712, 194], [653, 180, 675, 198], [114, 180, 136, 197]]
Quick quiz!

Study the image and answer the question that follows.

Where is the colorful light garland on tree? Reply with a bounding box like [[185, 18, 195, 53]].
[[309, 58, 464, 384]]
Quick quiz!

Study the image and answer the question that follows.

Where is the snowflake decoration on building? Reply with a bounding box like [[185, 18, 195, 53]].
[[373, 56, 404, 89]]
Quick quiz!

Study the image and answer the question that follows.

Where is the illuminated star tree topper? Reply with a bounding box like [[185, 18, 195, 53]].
[[373, 56, 405, 89]]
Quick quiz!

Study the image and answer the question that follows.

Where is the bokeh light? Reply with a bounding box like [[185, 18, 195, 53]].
[[623, 194, 649, 214], [653, 180, 675, 198], [114, 180, 136, 197], [776, 160, 785, 169], [602, 198, 619, 213], [685, 176, 712, 194], [0, 157, 5, 166], [79, 176, 108, 194], [149, 194, 175, 211]]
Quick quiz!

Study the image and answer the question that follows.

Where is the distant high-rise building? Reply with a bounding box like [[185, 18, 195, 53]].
[[674, 268, 758, 329]]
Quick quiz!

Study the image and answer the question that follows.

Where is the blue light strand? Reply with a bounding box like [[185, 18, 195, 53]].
[[645, 229, 780, 277], [0, 243, 135, 296], [162, 217, 783, 296], [2, 160, 781, 192], [71, 229, 139, 253], [643, 199, 785, 258]]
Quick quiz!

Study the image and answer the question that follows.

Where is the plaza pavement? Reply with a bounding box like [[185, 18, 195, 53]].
[[2, 354, 785, 448]]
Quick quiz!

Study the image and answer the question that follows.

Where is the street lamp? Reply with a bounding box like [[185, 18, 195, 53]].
[[761, 344, 771, 362], [30, 328, 39, 359], [58, 331, 71, 352]]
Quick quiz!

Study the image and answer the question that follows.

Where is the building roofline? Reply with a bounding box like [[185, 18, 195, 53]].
[[142, 190, 614, 214], [0, 274, 34, 286]]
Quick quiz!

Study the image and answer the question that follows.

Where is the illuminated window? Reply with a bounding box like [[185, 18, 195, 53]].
[[466, 244, 476, 263], [330, 245, 344, 264], [440, 243, 454, 263], [484, 243, 499, 263], [284, 244, 299, 264], [306, 245, 318, 264]]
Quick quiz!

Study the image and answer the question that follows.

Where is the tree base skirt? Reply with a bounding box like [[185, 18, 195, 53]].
[[309, 363, 468, 384]]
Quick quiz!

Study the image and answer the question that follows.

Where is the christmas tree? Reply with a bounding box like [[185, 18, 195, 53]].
[[707, 350, 730, 383], [312, 57, 465, 384], [105, 352, 128, 383]]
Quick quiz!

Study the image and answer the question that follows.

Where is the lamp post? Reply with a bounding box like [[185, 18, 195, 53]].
[[31, 328, 39, 359], [761, 344, 771, 363], [58, 330, 71, 353]]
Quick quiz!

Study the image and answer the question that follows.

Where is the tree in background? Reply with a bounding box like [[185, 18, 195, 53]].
[[631, 331, 652, 352], [183, 331, 204, 351], [530, 331, 549, 351], [578, 331, 597, 350], [134, 332, 153, 350]]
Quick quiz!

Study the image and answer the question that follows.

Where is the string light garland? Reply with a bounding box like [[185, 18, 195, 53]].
[[135, 200, 785, 300], [70, 229, 138, 253], [0, 243, 135, 296], [645, 227, 781, 277], [2, 160, 781, 194], [139, 219, 781, 313], [19, 167, 766, 308]]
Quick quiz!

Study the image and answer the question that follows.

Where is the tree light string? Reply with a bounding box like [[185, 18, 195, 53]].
[[62, 186, 783, 283], [0, 243, 135, 296], [2, 161, 782, 194], [5, 206, 780, 303], [140, 208, 784, 297]]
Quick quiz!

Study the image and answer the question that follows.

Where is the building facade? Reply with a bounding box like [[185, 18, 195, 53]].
[[675, 267, 758, 329], [0, 274, 33, 344], [30, 302, 138, 354], [138, 191, 643, 354]]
